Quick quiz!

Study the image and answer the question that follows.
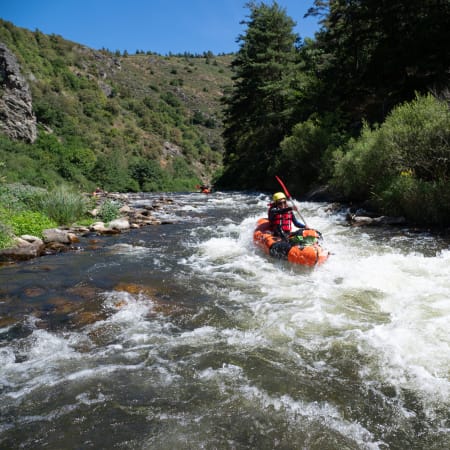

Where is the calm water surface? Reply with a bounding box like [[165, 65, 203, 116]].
[[0, 191, 449, 449]]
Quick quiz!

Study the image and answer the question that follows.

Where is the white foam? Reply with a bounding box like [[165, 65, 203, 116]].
[[184, 202, 450, 415], [1, 192, 449, 443]]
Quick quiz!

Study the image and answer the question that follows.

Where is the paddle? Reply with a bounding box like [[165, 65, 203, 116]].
[[275, 175, 308, 228]]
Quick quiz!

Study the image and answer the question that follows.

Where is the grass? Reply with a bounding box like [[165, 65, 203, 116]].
[[38, 186, 89, 226], [0, 183, 92, 249]]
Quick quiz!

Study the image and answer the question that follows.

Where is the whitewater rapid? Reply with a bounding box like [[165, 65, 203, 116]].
[[0, 191, 448, 449]]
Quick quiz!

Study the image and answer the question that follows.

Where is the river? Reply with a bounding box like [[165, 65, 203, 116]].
[[0, 191, 449, 449]]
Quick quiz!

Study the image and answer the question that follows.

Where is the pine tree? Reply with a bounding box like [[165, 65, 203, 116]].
[[308, 0, 450, 127], [218, 1, 300, 189]]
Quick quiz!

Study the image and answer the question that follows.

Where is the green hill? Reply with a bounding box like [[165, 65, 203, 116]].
[[0, 19, 233, 192]]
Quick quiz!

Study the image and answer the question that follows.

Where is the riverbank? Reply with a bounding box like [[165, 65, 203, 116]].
[[0, 192, 175, 264], [1, 187, 426, 265]]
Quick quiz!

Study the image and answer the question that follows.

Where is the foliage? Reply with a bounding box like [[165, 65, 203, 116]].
[[274, 116, 345, 194], [0, 183, 94, 248], [8, 210, 57, 237], [98, 199, 122, 223], [332, 94, 450, 225], [0, 161, 5, 183], [129, 158, 167, 192], [0, 184, 50, 247], [0, 183, 47, 211], [0, 18, 233, 192], [38, 186, 89, 225], [307, 0, 450, 128], [93, 153, 139, 192], [218, 2, 301, 190], [216, 0, 450, 196], [0, 218, 14, 248]]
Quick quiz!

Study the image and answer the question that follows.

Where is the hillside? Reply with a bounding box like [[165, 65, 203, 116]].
[[0, 19, 233, 191]]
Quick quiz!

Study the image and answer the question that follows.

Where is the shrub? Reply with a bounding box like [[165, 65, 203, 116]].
[[331, 125, 383, 200], [0, 183, 47, 211], [9, 210, 57, 237], [98, 199, 121, 223], [276, 117, 343, 194], [39, 186, 88, 225], [378, 176, 450, 227], [0, 218, 14, 249], [0, 161, 5, 183], [332, 94, 450, 225]]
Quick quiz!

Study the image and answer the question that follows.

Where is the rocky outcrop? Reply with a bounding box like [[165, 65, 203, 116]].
[[0, 43, 37, 142]]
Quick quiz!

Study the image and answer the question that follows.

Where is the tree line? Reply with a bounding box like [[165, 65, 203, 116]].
[[216, 0, 450, 226]]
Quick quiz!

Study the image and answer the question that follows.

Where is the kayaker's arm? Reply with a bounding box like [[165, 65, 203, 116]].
[[292, 214, 305, 229]]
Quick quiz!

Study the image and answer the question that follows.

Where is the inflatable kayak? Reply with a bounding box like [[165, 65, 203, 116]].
[[196, 184, 211, 194], [253, 218, 329, 266]]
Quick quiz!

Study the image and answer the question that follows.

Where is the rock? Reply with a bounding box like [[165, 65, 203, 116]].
[[20, 235, 44, 246], [89, 221, 121, 234], [119, 204, 132, 214], [349, 215, 376, 226], [43, 241, 70, 253], [347, 213, 406, 227], [68, 232, 80, 243], [68, 226, 90, 235], [0, 43, 37, 142], [108, 218, 130, 231], [304, 185, 347, 202], [42, 228, 72, 244], [372, 216, 406, 226], [0, 238, 44, 261], [90, 221, 108, 233]]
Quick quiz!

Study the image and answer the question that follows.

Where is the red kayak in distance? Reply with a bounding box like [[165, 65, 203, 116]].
[[196, 184, 212, 194]]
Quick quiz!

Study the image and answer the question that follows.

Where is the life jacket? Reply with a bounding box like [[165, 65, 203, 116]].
[[268, 203, 293, 233]]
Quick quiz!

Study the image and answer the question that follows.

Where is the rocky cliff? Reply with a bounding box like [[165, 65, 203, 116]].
[[0, 42, 37, 142]]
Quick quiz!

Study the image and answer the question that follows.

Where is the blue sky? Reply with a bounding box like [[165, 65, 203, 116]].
[[1, 1, 320, 55]]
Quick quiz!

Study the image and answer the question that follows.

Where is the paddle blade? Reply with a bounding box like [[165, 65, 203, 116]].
[[275, 175, 291, 199]]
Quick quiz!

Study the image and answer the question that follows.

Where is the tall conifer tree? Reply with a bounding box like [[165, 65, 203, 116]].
[[218, 1, 300, 189], [308, 0, 450, 127]]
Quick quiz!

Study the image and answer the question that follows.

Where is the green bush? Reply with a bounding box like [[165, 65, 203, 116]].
[[98, 199, 121, 223], [0, 183, 47, 211], [39, 186, 88, 225], [331, 125, 383, 200], [0, 219, 14, 249], [332, 94, 450, 225], [276, 117, 343, 194], [378, 175, 450, 227], [9, 210, 57, 237], [0, 161, 5, 183]]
